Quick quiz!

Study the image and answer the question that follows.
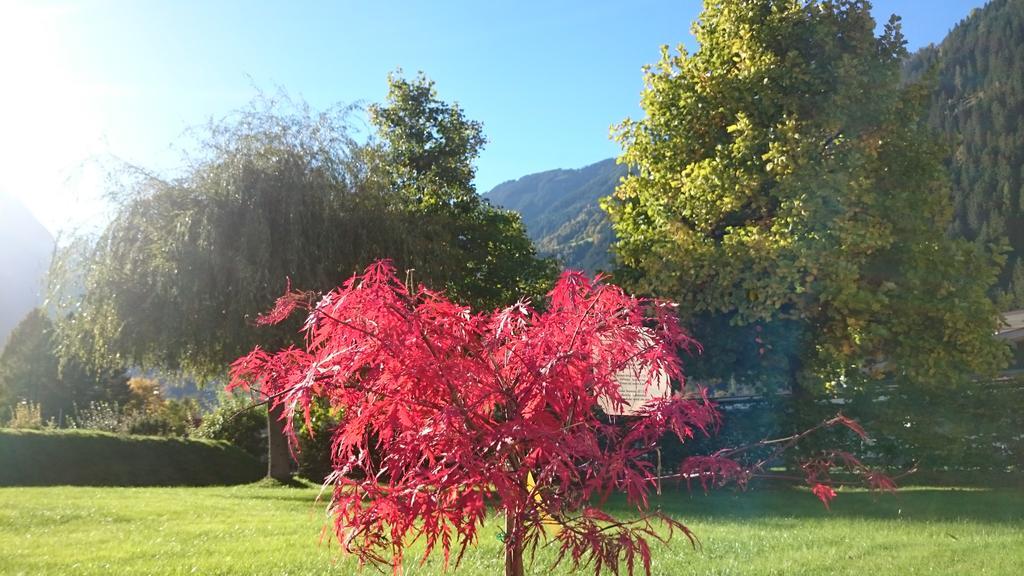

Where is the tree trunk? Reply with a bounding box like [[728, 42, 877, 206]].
[[504, 512, 525, 576], [267, 403, 292, 481], [785, 353, 812, 474]]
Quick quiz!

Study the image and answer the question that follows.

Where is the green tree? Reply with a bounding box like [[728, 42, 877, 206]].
[[369, 71, 485, 210], [368, 72, 556, 309], [604, 1, 1008, 418], [0, 309, 127, 424], [904, 0, 1024, 309], [52, 77, 552, 478]]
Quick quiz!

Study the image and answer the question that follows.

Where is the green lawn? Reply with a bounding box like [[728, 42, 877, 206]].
[[0, 483, 1021, 575]]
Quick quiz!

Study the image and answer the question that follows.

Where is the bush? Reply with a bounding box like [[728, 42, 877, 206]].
[[71, 395, 201, 437], [0, 428, 262, 486], [194, 392, 267, 460], [127, 398, 200, 436], [194, 392, 340, 481], [71, 401, 125, 433], [293, 397, 341, 482], [4, 400, 50, 430]]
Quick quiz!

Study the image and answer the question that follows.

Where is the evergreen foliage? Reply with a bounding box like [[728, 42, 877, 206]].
[[0, 309, 128, 424], [484, 158, 624, 273], [904, 0, 1024, 309]]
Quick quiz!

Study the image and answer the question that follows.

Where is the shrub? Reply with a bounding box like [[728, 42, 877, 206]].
[[194, 392, 340, 478], [125, 377, 165, 414], [292, 397, 341, 482], [127, 398, 200, 437], [4, 400, 49, 430], [194, 391, 267, 460], [71, 397, 200, 438], [71, 401, 125, 433], [230, 261, 888, 576], [0, 428, 262, 486]]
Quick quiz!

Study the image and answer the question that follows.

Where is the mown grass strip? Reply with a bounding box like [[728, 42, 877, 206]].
[[0, 483, 1020, 575]]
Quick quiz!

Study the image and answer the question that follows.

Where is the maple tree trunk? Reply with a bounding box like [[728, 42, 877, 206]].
[[267, 404, 292, 481], [504, 512, 525, 576]]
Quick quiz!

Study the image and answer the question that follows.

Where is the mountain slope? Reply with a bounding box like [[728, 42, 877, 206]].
[[484, 158, 623, 272], [0, 194, 55, 347], [904, 0, 1024, 308]]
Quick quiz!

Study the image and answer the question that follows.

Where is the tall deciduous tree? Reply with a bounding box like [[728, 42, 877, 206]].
[[604, 0, 1008, 407]]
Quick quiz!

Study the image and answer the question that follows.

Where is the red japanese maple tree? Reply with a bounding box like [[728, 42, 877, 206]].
[[229, 261, 888, 576]]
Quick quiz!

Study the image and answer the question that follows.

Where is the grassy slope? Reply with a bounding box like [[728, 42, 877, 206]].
[[0, 484, 1021, 575]]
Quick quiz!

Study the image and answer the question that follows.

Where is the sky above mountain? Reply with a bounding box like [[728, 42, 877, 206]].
[[0, 0, 987, 237]]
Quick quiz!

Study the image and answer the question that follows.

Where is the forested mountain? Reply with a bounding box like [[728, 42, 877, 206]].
[[904, 0, 1024, 307], [493, 0, 1024, 302], [484, 158, 623, 272], [0, 194, 54, 347]]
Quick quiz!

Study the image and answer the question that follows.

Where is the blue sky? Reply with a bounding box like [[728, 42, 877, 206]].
[[0, 0, 987, 236]]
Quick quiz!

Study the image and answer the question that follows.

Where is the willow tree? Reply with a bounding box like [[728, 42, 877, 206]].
[[53, 79, 553, 479], [603, 0, 1008, 430], [50, 100, 376, 477]]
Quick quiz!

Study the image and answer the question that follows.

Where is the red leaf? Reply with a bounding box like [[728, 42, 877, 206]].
[[812, 483, 838, 510], [834, 413, 869, 440], [256, 277, 304, 326]]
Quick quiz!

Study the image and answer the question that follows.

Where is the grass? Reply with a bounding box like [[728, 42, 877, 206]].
[[0, 428, 263, 487], [0, 483, 1021, 575]]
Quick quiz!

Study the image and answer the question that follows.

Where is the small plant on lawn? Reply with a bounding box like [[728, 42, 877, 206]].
[[71, 401, 126, 433], [4, 400, 51, 429], [231, 261, 890, 576]]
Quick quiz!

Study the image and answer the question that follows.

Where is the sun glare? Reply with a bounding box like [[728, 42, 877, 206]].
[[0, 1, 109, 236]]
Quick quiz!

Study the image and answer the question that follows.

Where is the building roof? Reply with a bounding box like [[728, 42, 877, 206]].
[[997, 310, 1024, 342]]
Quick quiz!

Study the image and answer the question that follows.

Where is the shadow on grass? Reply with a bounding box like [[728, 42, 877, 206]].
[[235, 479, 1023, 526], [638, 486, 1024, 524], [211, 477, 328, 505], [247, 477, 317, 489]]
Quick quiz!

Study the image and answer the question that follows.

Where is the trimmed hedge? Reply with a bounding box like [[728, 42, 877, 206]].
[[0, 429, 263, 486]]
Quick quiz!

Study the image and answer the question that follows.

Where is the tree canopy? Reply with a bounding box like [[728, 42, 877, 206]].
[[52, 75, 553, 379], [52, 99, 375, 377], [50, 75, 555, 477], [604, 0, 1008, 396], [368, 73, 557, 308], [230, 261, 885, 576], [0, 309, 127, 423]]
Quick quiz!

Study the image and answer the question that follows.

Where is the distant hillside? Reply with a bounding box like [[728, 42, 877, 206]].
[[904, 0, 1024, 308], [0, 194, 55, 347], [484, 158, 623, 272]]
